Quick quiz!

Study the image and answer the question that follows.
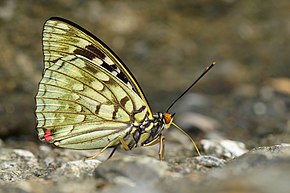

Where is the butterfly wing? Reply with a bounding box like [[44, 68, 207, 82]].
[[42, 17, 152, 116], [36, 17, 150, 149]]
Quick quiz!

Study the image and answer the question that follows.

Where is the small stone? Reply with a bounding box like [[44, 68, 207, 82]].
[[251, 143, 290, 157], [13, 149, 37, 161], [201, 139, 248, 159], [194, 155, 226, 168]]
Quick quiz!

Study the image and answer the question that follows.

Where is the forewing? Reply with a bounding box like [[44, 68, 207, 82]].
[[36, 55, 147, 149], [43, 17, 152, 116]]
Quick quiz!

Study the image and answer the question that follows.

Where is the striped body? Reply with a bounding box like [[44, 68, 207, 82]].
[[122, 112, 168, 150]]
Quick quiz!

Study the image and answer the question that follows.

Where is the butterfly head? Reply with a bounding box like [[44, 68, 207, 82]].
[[162, 113, 175, 129]]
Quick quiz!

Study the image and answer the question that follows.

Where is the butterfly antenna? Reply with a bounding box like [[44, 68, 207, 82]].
[[166, 61, 216, 113], [172, 122, 201, 156]]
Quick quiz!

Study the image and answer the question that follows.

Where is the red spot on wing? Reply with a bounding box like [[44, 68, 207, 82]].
[[44, 129, 52, 141]]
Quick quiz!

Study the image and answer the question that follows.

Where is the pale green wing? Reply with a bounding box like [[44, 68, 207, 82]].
[[36, 53, 148, 149], [42, 17, 152, 117]]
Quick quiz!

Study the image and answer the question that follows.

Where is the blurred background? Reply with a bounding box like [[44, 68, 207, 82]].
[[0, 0, 289, 149]]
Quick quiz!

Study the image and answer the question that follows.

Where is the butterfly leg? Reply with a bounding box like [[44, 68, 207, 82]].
[[84, 149, 104, 160], [143, 137, 160, 146], [143, 134, 165, 160], [107, 145, 119, 160], [118, 137, 130, 150], [142, 134, 165, 160], [158, 134, 165, 161], [85, 138, 119, 160]]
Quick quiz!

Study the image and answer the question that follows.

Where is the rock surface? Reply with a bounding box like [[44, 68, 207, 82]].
[[1, 141, 290, 193]]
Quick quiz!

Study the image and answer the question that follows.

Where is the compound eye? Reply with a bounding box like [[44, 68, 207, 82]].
[[163, 113, 173, 125]]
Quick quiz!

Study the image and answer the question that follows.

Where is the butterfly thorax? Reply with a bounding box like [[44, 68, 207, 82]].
[[122, 112, 173, 150]]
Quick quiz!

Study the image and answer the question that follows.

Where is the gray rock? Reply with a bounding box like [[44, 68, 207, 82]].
[[51, 159, 101, 180], [251, 143, 290, 157], [0, 148, 40, 183], [1, 143, 290, 193], [201, 139, 248, 159], [158, 143, 290, 193], [202, 143, 290, 193], [194, 155, 226, 168], [94, 155, 168, 186], [168, 155, 225, 176], [0, 178, 98, 193]]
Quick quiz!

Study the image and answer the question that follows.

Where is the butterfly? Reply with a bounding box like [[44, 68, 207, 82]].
[[35, 17, 214, 160]]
